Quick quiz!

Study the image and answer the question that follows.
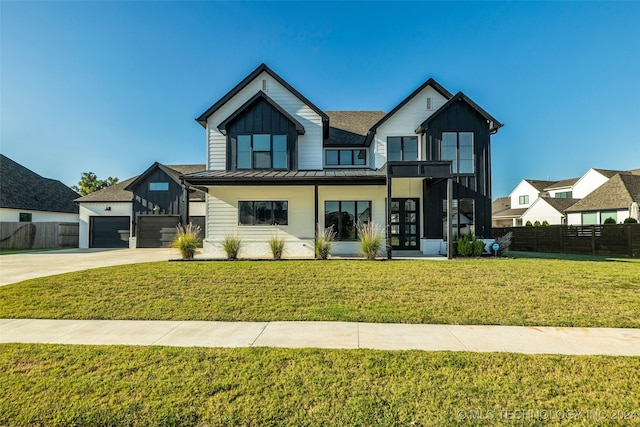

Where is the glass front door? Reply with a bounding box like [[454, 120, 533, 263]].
[[390, 198, 420, 250]]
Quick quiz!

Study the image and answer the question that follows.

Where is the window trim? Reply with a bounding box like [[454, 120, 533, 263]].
[[149, 182, 169, 191], [238, 200, 288, 226], [324, 149, 368, 167], [324, 200, 372, 241], [387, 136, 419, 162], [236, 133, 288, 170], [519, 195, 529, 205], [440, 131, 475, 174]]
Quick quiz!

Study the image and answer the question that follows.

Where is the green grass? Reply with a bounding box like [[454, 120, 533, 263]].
[[1, 344, 638, 426], [1, 259, 639, 327], [508, 251, 635, 262]]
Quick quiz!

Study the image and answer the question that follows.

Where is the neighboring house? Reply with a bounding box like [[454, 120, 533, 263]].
[[0, 154, 79, 223], [566, 173, 640, 225], [76, 162, 206, 248], [495, 168, 638, 226], [182, 63, 502, 257]]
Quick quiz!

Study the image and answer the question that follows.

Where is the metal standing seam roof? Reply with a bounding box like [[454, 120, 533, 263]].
[[182, 167, 388, 185]]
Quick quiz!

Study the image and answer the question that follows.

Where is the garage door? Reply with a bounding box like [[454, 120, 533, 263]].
[[137, 216, 181, 248], [90, 217, 130, 248]]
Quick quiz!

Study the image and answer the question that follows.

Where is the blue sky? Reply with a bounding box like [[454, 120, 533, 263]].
[[1, 1, 638, 198]]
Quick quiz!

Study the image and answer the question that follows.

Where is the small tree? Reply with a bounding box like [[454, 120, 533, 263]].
[[603, 217, 617, 225], [624, 217, 638, 224], [315, 224, 336, 260], [72, 172, 119, 196], [171, 223, 202, 260], [356, 221, 384, 260]]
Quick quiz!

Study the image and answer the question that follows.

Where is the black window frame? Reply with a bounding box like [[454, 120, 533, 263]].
[[236, 134, 288, 170], [325, 149, 367, 167], [238, 201, 288, 226], [387, 136, 419, 162], [324, 200, 372, 241], [440, 131, 475, 174]]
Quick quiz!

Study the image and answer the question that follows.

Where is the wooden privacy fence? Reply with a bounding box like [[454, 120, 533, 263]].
[[493, 224, 640, 258], [0, 222, 79, 249]]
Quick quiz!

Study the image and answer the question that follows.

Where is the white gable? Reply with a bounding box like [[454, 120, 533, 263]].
[[205, 71, 324, 171], [371, 85, 449, 168], [572, 169, 611, 199], [508, 180, 541, 209]]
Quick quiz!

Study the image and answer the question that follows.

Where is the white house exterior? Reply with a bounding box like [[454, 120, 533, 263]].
[[184, 64, 503, 258]]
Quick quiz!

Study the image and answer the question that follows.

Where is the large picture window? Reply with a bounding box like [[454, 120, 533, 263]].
[[442, 199, 475, 241], [324, 201, 371, 241], [325, 149, 367, 166], [387, 136, 418, 162], [441, 132, 474, 173], [237, 134, 287, 170], [239, 201, 288, 225]]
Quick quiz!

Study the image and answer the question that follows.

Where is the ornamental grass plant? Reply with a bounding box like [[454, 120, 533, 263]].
[[220, 235, 242, 260], [269, 234, 285, 260], [356, 221, 384, 260], [315, 225, 336, 260], [171, 223, 202, 260]]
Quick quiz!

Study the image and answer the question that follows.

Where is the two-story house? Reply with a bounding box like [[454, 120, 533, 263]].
[[183, 64, 502, 258]]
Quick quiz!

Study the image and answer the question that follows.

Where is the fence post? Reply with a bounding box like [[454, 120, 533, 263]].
[[591, 226, 596, 255]]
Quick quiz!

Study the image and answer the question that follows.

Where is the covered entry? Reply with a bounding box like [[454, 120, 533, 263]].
[[390, 198, 420, 250]]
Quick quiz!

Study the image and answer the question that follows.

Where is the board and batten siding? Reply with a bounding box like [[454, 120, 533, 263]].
[[204, 186, 316, 257], [206, 71, 324, 171], [372, 86, 448, 168]]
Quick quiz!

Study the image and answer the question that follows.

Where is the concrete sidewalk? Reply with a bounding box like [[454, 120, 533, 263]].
[[1, 319, 639, 356]]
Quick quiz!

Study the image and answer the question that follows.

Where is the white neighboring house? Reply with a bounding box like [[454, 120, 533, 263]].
[[494, 168, 638, 226], [182, 63, 503, 258], [0, 154, 79, 223], [566, 173, 640, 225], [76, 163, 205, 248]]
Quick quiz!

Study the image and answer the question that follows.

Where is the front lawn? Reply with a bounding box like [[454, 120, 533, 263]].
[[1, 344, 638, 426], [1, 258, 639, 327]]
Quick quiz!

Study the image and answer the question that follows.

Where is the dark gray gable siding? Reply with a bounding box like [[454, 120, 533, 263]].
[[0, 154, 79, 214], [225, 97, 300, 171], [422, 99, 496, 239]]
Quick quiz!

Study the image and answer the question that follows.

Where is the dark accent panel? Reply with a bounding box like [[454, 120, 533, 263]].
[[137, 215, 181, 248], [90, 217, 129, 248], [226, 97, 299, 171], [387, 161, 451, 178], [423, 179, 492, 239], [131, 168, 184, 237]]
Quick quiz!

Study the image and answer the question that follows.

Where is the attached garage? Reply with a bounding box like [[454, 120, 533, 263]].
[[136, 216, 206, 248], [90, 216, 130, 248]]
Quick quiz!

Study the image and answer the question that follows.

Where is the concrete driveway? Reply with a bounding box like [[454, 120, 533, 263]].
[[0, 248, 176, 286]]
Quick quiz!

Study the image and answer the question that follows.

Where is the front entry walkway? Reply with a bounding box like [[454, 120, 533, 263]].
[[2, 319, 638, 356]]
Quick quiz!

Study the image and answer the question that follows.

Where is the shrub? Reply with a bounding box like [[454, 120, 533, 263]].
[[356, 221, 384, 260], [542, 220, 550, 226], [603, 217, 617, 225], [533, 220, 541, 227], [457, 235, 486, 257], [624, 217, 638, 224], [315, 224, 336, 260], [269, 234, 285, 260], [220, 235, 242, 260], [171, 223, 202, 260], [525, 221, 533, 227]]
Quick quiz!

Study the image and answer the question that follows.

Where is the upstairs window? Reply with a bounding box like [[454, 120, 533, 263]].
[[519, 195, 529, 205], [441, 132, 474, 173], [149, 182, 169, 191], [325, 149, 367, 166], [237, 134, 287, 170], [387, 136, 418, 161], [19, 212, 32, 222], [555, 191, 573, 199]]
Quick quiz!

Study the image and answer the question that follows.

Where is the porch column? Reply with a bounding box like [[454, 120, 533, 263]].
[[447, 177, 453, 259], [181, 181, 190, 226], [387, 176, 392, 259]]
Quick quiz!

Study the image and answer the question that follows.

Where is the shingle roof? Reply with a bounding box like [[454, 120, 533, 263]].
[[566, 174, 640, 212], [0, 154, 80, 214], [594, 168, 626, 179], [492, 197, 511, 215], [492, 208, 527, 218], [325, 111, 386, 146], [75, 164, 206, 203], [539, 197, 580, 212], [524, 179, 555, 192], [544, 177, 579, 190]]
